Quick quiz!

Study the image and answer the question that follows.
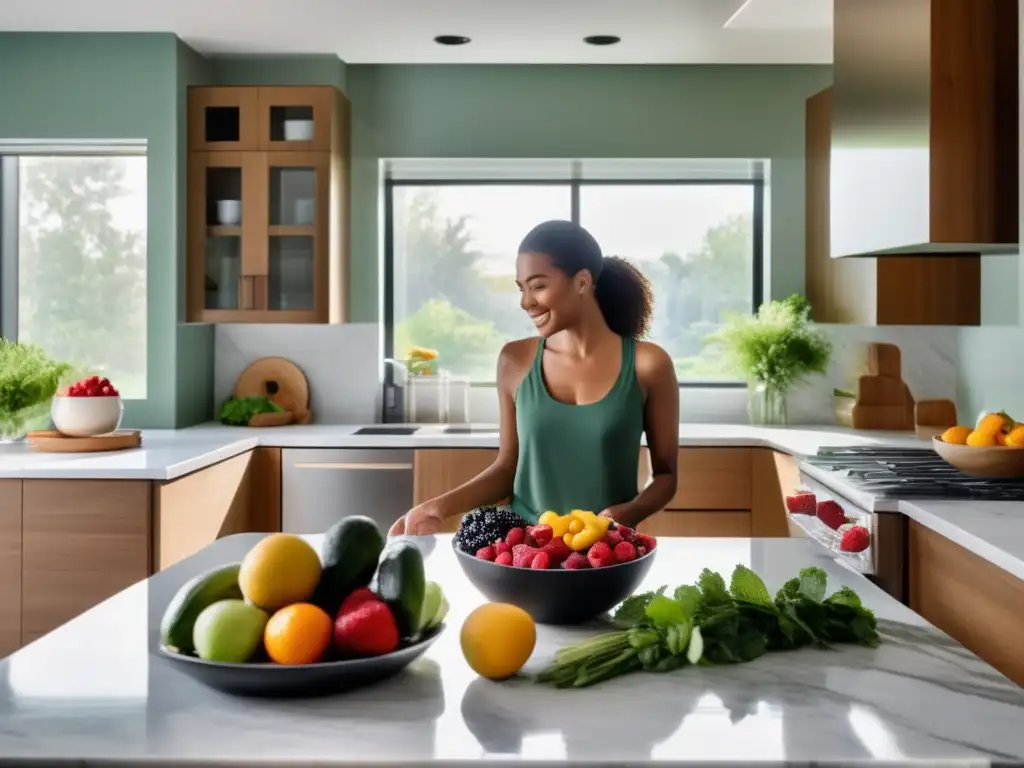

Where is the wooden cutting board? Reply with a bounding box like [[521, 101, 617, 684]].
[[851, 342, 914, 431], [233, 357, 312, 424]]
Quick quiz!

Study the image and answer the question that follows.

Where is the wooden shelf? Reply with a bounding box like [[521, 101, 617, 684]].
[[207, 225, 241, 237], [269, 225, 315, 237]]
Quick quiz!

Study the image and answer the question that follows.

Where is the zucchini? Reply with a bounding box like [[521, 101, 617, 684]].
[[373, 540, 426, 638], [160, 563, 242, 653]]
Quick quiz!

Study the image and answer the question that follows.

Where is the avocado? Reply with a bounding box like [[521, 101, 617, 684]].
[[312, 516, 386, 617], [160, 563, 243, 654], [373, 540, 426, 639]]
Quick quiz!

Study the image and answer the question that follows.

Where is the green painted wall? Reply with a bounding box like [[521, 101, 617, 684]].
[[208, 54, 346, 89], [345, 64, 833, 322], [0, 32, 181, 427]]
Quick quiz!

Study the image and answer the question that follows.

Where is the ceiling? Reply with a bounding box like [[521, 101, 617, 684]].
[[0, 0, 833, 64]]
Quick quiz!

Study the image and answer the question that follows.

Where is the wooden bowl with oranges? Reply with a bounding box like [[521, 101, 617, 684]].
[[933, 412, 1024, 478]]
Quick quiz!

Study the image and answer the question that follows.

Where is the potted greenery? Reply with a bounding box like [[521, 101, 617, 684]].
[[0, 340, 74, 442], [706, 295, 831, 425]]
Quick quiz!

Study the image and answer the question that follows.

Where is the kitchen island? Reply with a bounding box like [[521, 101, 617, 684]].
[[0, 534, 1021, 766]]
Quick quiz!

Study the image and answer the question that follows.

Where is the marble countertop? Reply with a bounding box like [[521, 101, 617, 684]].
[[1, 534, 1021, 766], [0, 422, 926, 481]]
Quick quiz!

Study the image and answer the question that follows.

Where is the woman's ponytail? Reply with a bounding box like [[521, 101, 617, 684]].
[[594, 256, 654, 340]]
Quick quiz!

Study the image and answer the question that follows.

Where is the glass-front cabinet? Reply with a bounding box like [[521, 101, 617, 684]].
[[186, 85, 348, 324]]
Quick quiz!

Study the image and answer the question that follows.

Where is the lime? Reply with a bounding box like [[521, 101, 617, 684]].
[[192, 599, 268, 663]]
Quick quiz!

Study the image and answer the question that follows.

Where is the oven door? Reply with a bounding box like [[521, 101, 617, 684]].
[[794, 469, 908, 604]]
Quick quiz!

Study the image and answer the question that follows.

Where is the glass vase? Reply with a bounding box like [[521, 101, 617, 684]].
[[0, 401, 54, 443], [747, 381, 789, 426]]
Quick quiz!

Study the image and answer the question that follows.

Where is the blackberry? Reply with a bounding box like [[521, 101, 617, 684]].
[[454, 506, 528, 554]]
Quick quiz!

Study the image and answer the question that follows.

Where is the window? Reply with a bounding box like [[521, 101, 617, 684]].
[[384, 161, 763, 385], [0, 146, 147, 398]]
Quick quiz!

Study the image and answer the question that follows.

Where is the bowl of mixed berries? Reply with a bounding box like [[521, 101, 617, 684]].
[[50, 375, 123, 437], [452, 506, 657, 625]]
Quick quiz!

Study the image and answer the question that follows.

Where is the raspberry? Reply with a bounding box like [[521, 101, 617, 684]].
[[840, 525, 871, 553], [637, 546, 648, 557], [506, 527, 526, 547], [635, 533, 657, 551], [541, 537, 572, 564], [338, 587, 377, 616], [493, 539, 510, 557], [613, 541, 637, 563], [512, 544, 539, 568], [563, 552, 590, 570], [587, 541, 616, 569], [495, 551, 514, 566], [530, 551, 552, 569], [816, 499, 847, 530], [531, 524, 554, 548], [475, 546, 496, 562], [785, 491, 816, 514], [615, 525, 635, 542], [602, 529, 623, 548]]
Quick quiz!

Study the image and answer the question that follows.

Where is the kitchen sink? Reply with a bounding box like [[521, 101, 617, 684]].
[[443, 426, 498, 434], [353, 426, 420, 436]]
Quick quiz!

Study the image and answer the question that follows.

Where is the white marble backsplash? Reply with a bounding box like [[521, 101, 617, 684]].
[[787, 324, 959, 424], [214, 323, 381, 424]]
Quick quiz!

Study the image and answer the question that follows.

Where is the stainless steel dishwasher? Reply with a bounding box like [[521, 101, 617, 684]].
[[282, 448, 414, 534]]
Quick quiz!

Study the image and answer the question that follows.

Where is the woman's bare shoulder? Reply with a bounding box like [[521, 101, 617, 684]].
[[497, 337, 541, 390], [634, 340, 677, 385]]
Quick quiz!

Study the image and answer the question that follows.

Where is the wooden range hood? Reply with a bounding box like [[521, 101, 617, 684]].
[[829, 0, 1018, 259]]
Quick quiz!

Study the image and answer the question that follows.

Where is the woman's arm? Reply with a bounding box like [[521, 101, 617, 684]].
[[601, 342, 679, 528], [430, 344, 524, 518]]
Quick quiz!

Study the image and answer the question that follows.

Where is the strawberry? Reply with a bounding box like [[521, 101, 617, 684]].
[[531, 524, 553, 548], [562, 552, 590, 570], [602, 529, 624, 548], [530, 551, 552, 569], [840, 526, 871, 553], [785, 491, 816, 515], [338, 587, 377, 616], [333, 600, 399, 656], [587, 541, 616, 568], [505, 527, 526, 548], [495, 552, 513, 566], [613, 541, 637, 563], [615, 524, 635, 543], [475, 545, 496, 562], [512, 543, 538, 568], [816, 499, 847, 530], [635, 533, 657, 551], [541, 537, 571, 564]]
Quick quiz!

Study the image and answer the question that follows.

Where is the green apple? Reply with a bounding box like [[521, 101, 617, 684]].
[[192, 599, 268, 663]]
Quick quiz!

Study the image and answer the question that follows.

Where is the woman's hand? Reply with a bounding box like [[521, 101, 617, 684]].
[[389, 501, 446, 536], [599, 503, 638, 528]]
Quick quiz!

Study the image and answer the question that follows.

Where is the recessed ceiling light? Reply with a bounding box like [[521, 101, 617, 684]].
[[583, 35, 621, 46], [434, 35, 471, 46]]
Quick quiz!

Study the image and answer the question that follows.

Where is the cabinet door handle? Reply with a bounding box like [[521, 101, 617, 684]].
[[292, 462, 413, 471], [238, 275, 255, 309]]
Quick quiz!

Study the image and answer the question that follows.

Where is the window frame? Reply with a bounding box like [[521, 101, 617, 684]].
[[382, 175, 765, 389], [0, 143, 149, 397]]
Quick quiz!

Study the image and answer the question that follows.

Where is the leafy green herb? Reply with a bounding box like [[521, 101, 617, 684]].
[[0, 340, 73, 436], [218, 396, 283, 426], [536, 563, 880, 689]]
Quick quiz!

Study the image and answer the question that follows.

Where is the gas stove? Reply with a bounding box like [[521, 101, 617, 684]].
[[804, 445, 1024, 502]]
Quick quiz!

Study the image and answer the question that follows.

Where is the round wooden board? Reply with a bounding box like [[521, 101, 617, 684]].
[[234, 357, 311, 423], [27, 430, 142, 453]]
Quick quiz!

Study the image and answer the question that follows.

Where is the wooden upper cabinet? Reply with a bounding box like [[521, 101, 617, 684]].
[[186, 85, 350, 324], [257, 87, 335, 152], [804, 86, 980, 326], [188, 87, 259, 152]]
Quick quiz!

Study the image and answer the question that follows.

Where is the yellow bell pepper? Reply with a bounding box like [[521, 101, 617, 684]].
[[538, 510, 572, 538], [560, 509, 611, 551]]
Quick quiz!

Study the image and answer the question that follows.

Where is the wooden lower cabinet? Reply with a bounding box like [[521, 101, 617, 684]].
[[21, 480, 152, 646], [638, 510, 751, 537], [0, 480, 22, 657], [909, 521, 1024, 686], [413, 449, 502, 532]]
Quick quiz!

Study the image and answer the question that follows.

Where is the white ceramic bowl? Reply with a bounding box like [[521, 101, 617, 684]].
[[51, 396, 124, 438], [283, 119, 314, 141]]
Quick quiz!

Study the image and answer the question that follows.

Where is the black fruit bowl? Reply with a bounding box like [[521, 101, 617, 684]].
[[453, 542, 657, 625], [156, 624, 444, 698]]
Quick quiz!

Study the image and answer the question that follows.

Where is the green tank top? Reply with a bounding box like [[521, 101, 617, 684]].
[[511, 335, 644, 524]]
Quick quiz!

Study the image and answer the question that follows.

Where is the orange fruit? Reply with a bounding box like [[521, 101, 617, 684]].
[[460, 603, 536, 680], [940, 425, 971, 445], [264, 603, 333, 665], [976, 412, 1012, 437], [1005, 425, 1024, 448], [966, 429, 999, 447]]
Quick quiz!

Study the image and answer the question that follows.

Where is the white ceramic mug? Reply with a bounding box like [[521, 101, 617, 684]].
[[216, 199, 241, 225], [283, 119, 315, 141]]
